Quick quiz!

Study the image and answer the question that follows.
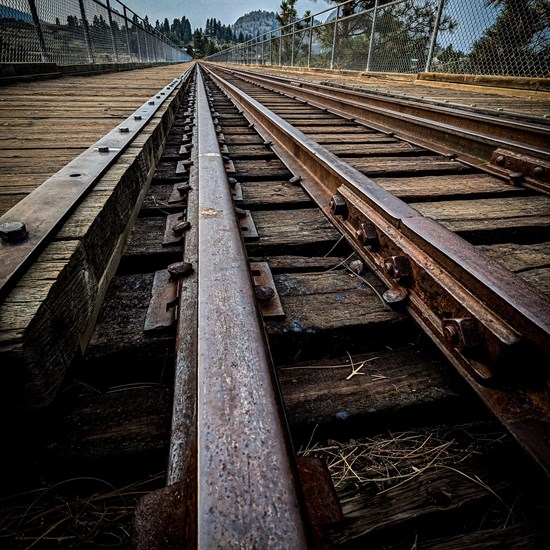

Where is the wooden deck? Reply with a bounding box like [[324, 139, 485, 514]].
[[0, 62, 193, 409], [0, 63, 192, 216]]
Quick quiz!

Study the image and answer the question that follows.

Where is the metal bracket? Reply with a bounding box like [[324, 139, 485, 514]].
[[144, 270, 178, 332], [238, 210, 259, 240], [231, 182, 244, 203], [490, 148, 550, 189], [162, 213, 186, 247], [224, 158, 236, 174], [250, 262, 284, 318]]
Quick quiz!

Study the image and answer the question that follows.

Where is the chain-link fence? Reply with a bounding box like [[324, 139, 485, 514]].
[[208, 0, 550, 78], [0, 0, 191, 64]]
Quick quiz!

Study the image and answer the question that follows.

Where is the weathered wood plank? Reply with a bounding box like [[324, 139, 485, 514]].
[[374, 174, 523, 201], [414, 196, 550, 234], [265, 270, 406, 363], [279, 347, 465, 429], [0, 68, 189, 408], [246, 208, 341, 255], [241, 181, 312, 208]]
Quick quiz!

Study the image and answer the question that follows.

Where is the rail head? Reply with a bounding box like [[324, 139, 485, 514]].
[[192, 68, 310, 547]]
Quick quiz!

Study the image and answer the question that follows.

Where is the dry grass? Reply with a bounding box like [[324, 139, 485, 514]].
[[299, 424, 508, 495], [0, 473, 164, 549]]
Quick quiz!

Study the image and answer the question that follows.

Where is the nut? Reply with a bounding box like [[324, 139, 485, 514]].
[[0, 221, 28, 243], [442, 318, 481, 351], [329, 195, 348, 218], [384, 256, 410, 281], [356, 222, 379, 250]]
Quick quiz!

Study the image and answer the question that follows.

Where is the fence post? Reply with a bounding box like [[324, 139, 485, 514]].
[[135, 20, 143, 61], [366, 0, 379, 72], [307, 17, 313, 68], [330, 5, 340, 70], [279, 31, 282, 66], [105, 0, 119, 62], [291, 23, 295, 67], [27, 0, 49, 62], [78, 0, 94, 63], [122, 6, 132, 61], [425, 0, 446, 72], [261, 35, 265, 65]]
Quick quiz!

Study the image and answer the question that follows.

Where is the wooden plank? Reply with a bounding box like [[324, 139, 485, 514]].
[[325, 443, 527, 546], [278, 347, 464, 429], [0, 70, 188, 408], [241, 181, 312, 208], [414, 196, 550, 233], [45, 387, 171, 465], [374, 174, 524, 201], [233, 159, 291, 180], [349, 156, 474, 176], [478, 242, 550, 295], [246, 208, 341, 255], [265, 271, 404, 363], [84, 273, 175, 369]]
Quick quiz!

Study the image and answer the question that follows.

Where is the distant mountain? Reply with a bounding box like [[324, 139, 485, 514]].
[[232, 10, 278, 39]]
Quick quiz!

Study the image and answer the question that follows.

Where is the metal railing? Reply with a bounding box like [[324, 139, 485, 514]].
[[0, 0, 191, 64], [207, 0, 550, 78]]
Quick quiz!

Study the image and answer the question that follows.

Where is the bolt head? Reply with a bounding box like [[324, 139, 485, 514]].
[[495, 155, 506, 166], [329, 195, 348, 218], [98, 146, 109, 153], [119, 127, 130, 133], [533, 166, 544, 177], [134, 115, 143, 121], [0, 221, 28, 243]]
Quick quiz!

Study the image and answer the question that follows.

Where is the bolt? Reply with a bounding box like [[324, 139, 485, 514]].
[[0, 221, 28, 243], [134, 115, 143, 121], [384, 256, 411, 281], [235, 207, 247, 218], [254, 285, 275, 303], [382, 287, 408, 307], [495, 154, 506, 166], [180, 160, 194, 167], [98, 146, 109, 153], [263, 141, 273, 148], [329, 195, 348, 218], [148, 100, 155, 105], [289, 176, 302, 185], [442, 318, 481, 351], [167, 261, 193, 281], [119, 127, 130, 133], [533, 166, 545, 178], [172, 220, 191, 235], [509, 172, 524, 185], [356, 222, 379, 250], [177, 184, 192, 195], [228, 177, 238, 188]]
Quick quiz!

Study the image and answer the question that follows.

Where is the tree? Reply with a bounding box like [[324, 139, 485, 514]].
[[311, 0, 457, 72], [467, 0, 549, 76]]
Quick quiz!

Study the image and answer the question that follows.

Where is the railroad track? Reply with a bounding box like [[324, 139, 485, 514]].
[[1, 63, 549, 547]]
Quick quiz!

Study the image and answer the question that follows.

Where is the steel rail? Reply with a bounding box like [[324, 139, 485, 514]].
[[0, 67, 193, 301], [189, 68, 309, 547], [203, 64, 550, 476], [206, 64, 550, 193]]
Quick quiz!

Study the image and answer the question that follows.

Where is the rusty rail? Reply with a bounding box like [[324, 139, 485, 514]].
[[205, 64, 550, 194], [202, 64, 550, 476], [173, 68, 309, 547]]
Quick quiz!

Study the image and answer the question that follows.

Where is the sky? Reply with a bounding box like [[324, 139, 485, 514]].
[[124, 0, 323, 30]]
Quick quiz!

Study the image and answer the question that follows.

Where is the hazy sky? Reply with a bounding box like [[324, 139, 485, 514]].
[[124, 0, 323, 30]]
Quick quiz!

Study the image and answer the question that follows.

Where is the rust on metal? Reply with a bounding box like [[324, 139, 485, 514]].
[[212, 66, 550, 189], [490, 148, 550, 188], [162, 213, 186, 247], [203, 64, 550, 474], [143, 269, 178, 333], [250, 261, 285, 318], [238, 209, 259, 240], [193, 69, 309, 547]]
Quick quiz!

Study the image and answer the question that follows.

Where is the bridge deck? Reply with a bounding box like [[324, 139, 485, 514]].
[[0, 63, 192, 216]]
